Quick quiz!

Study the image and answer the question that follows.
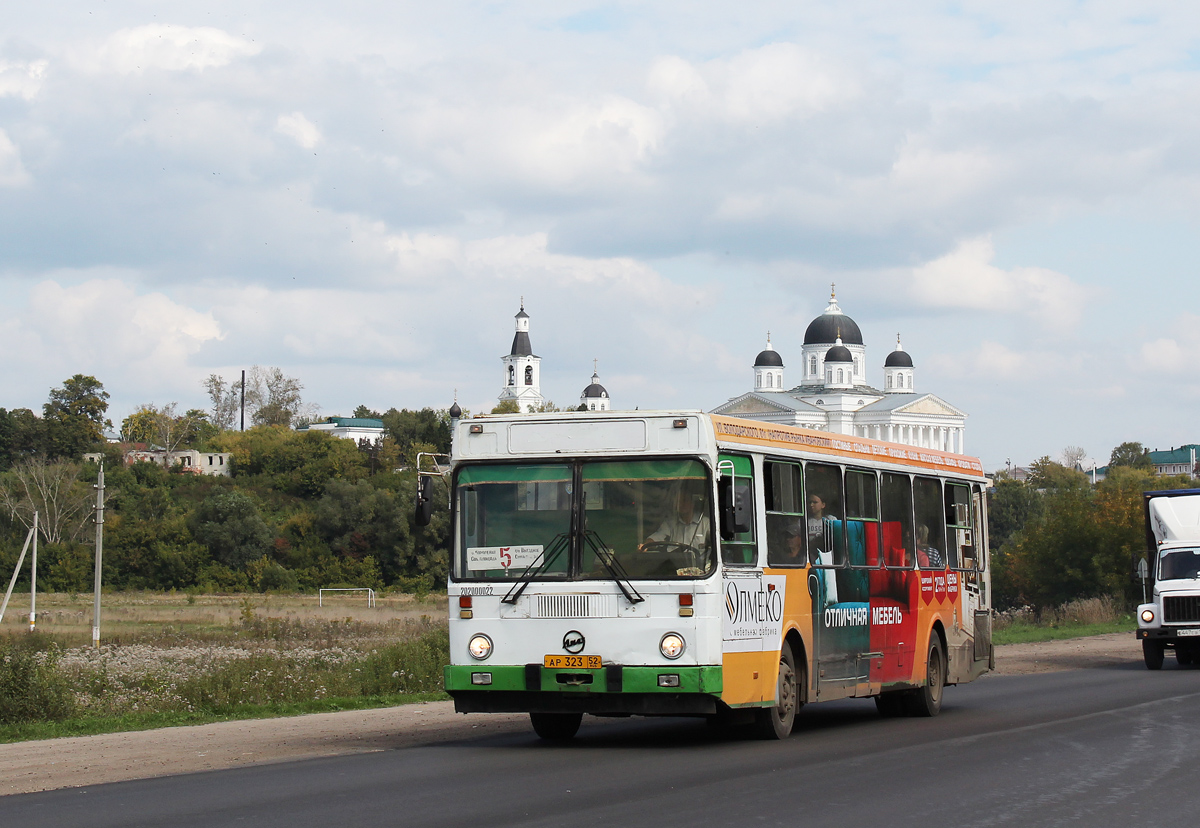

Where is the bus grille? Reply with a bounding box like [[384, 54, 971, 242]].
[[535, 595, 616, 619], [1164, 595, 1200, 623]]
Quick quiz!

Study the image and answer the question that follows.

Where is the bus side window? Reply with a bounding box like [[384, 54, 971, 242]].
[[719, 454, 757, 566], [881, 473, 914, 569], [765, 461, 805, 566], [914, 477, 947, 570], [945, 482, 972, 571], [804, 462, 845, 567], [844, 469, 880, 570]]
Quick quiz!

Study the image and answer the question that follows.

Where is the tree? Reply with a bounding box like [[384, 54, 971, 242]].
[[204, 374, 241, 431], [0, 458, 94, 545], [381, 408, 452, 455], [1109, 441, 1153, 471], [1059, 446, 1088, 470], [491, 400, 520, 414], [121, 403, 209, 453], [1027, 456, 1088, 491], [352, 405, 381, 419], [43, 375, 111, 458], [246, 366, 309, 427], [189, 490, 273, 569], [531, 400, 560, 413]]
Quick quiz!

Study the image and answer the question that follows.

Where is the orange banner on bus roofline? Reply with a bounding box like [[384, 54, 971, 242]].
[[710, 415, 985, 476]]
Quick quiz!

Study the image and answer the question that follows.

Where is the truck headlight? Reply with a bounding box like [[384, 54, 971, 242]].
[[660, 633, 685, 659], [468, 634, 493, 660], [1141, 609, 1155, 624]]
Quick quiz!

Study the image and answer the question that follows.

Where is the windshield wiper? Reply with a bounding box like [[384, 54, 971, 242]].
[[582, 530, 644, 605], [501, 532, 570, 605]]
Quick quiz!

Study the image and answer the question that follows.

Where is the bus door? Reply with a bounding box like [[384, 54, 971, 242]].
[[952, 482, 991, 662], [806, 462, 867, 698]]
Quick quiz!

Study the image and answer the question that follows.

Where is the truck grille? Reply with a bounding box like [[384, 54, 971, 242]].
[[534, 594, 616, 619], [1164, 595, 1200, 624]]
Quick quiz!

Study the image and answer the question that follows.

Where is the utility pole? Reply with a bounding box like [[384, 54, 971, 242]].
[[240, 369, 246, 431], [93, 463, 105, 648], [29, 511, 37, 632]]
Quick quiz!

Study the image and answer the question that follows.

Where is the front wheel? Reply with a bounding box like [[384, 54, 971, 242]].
[[754, 641, 800, 739], [530, 712, 582, 741], [1176, 648, 1193, 667], [1143, 639, 1165, 670], [904, 637, 945, 717]]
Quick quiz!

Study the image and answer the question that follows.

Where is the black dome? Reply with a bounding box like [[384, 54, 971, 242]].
[[754, 348, 784, 368], [804, 313, 863, 345], [885, 350, 913, 368], [825, 344, 853, 363], [582, 382, 608, 399], [449, 401, 462, 418]]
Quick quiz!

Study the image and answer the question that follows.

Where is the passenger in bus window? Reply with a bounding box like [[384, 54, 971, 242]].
[[916, 524, 945, 569], [807, 494, 832, 558], [785, 522, 805, 561], [639, 480, 710, 552]]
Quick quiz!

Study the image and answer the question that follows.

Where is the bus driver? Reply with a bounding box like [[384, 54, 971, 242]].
[[639, 479, 711, 553]]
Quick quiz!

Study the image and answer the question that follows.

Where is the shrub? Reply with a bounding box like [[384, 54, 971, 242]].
[[0, 635, 76, 723]]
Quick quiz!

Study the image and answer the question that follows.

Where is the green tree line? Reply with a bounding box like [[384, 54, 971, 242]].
[[0, 375, 455, 593], [988, 441, 1194, 609]]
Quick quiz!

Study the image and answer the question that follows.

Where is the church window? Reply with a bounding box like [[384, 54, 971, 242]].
[[810, 356, 817, 375], [508, 365, 515, 386], [525, 366, 533, 385], [838, 369, 844, 383], [887, 375, 892, 389]]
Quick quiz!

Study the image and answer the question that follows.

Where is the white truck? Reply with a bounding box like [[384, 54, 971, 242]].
[[1137, 489, 1200, 669]]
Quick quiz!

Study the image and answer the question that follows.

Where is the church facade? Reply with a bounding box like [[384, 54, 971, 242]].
[[711, 290, 968, 454]]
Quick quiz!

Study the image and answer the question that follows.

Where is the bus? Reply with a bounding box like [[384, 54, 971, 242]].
[[422, 411, 993, 740]]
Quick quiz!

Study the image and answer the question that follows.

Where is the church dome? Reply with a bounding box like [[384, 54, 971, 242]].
[[449, 401, 462, 418], [825, 343, 853, 363], [754, 339, 784, 367], [803, 288, 863, 345], [582, 381, 608, 399], [884, 349, 913, 368]]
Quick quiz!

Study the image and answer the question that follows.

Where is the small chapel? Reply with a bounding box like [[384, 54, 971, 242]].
[[711, 288, 968, 454], [496, 302, 614, 413]]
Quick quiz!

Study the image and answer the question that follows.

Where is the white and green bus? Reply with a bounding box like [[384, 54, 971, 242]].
[[420, 411, 992, 740]]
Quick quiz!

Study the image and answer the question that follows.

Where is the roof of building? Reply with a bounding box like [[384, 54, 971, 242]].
[[300, 417, 384, 430], [1149, 445, 1200, 466], [449, 401, 462, 418], [582, 371, 609, 398], [509, 330, 534, 356], [885, 349, 913, 367], [754, 336, 784, 367], [825, 343, 853, 363], [804, 291, 863, 345]]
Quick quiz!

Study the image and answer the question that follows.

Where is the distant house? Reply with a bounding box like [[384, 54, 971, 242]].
[[1147, 445, 1200, 478], [295, 417, 386, 443], [84, 446, 233, 476]]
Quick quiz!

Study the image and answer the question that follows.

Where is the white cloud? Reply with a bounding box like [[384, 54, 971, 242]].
[[276, 112, 321, 149], [649, 43, 859, 123], [0, 129, 31, 187], [0, 59, 48, 99], [1138, 316, 1200, 374], [97, 24, 261, 74], [909, 237, 1090, 327]]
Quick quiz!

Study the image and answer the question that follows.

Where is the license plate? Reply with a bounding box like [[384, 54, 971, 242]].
[[544, 654, 602, 669], [1177, 628, 1200, 637]]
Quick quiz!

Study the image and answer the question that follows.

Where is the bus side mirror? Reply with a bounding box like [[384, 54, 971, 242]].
[[415, 475, 434, 527], [718, 477, 751, 540]]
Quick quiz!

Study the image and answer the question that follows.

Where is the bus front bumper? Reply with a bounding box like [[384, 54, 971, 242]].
[[445, 664, 722, 715]]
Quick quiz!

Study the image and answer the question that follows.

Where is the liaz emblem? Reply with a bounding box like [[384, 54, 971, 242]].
[[562, 630, 585, 654]]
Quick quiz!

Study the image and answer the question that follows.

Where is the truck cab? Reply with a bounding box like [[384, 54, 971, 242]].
[[1137, 489, 1200, 669]]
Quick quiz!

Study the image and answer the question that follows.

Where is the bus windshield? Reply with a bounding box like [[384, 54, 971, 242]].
[[452, 458, 715, 581], [1160, 548, 1200, 580]]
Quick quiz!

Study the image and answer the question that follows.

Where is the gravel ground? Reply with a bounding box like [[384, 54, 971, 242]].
[[0, 632, 1144, 796]]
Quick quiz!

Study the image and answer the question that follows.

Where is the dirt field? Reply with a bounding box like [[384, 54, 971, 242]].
[[0, 632, 1146, 796]]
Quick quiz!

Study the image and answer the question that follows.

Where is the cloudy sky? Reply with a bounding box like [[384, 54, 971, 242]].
[[3, 2, 1200, 470]]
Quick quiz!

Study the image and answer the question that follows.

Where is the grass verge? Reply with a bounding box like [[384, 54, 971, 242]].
[[993, 617, 1137, 646], [0, 691, 450, 744]]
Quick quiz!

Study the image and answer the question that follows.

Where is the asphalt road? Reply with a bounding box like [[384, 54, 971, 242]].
[[5, 662, 1199, 828]]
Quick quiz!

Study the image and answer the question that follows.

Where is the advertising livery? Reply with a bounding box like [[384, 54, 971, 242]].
[[429, 411, 992, 740]]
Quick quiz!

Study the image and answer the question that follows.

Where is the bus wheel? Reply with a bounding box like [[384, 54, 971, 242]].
[[754, 641, 799, 740], [875, 692, 906, 718], [1143, 639, 1165, 670], [905, 637, 945, 718], [1176, 648, 1192, 667], [530, 712, 583, 741]]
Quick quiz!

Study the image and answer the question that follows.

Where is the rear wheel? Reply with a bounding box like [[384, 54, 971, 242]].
[[1177, 648, 1193, 667], [530, 712, 582, 741], [1143, 639, 1165, 670], [754, 641, 800, 739], [904, 637, 945, 717]]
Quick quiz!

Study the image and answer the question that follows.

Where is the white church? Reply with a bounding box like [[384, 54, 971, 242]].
[[711, 289, 968, 454], [496, 302, 613, 413]]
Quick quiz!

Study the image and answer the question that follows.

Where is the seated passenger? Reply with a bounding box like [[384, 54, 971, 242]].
[[640, 480, 710, 552], [916, 524, 945, 569]]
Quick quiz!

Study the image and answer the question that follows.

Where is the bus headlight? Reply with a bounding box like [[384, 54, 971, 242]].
[[660, 633, 685, 660], [1141, 609, 1155, 624], [468, 634, 493, 660]]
